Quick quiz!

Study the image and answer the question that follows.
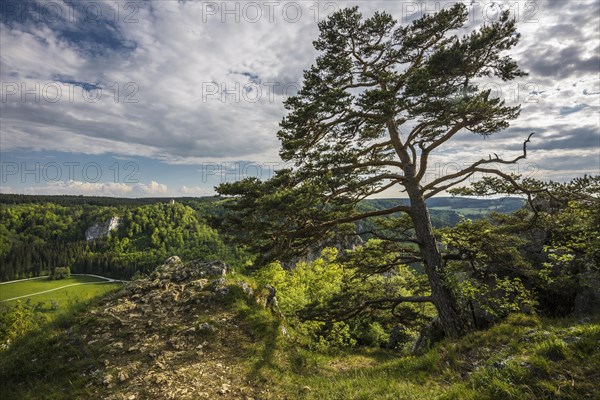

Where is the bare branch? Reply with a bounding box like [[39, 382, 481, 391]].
[[287, 203, 412, 238], [415, 123, 466, 182], [424, 172, 475, 199], [421, 132, 535, 194]]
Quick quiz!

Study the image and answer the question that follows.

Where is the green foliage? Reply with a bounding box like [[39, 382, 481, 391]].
[[253, 249, 358, 350], [254, 247, 434, 350], [49, 266, 70, 280], [439, 178, 600, 320], [254, 248, 345, 316], [0, 300, 44, 345], [441, 218, 531, 273], [356, 322, 390, 348], [0, 200, 249, 281], [454, 275, 538, 320], [440, 218, 539, 324]]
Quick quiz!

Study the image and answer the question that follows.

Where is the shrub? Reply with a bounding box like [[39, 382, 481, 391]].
[[253, 247, 434, 351], [357, 322, 390, 347], [50, 266, 70, 280], [0, 301, 44, 346]]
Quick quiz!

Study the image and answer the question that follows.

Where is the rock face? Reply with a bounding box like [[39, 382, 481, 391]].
[[86, 217, 121, 241], [284, 232, 364, 269]]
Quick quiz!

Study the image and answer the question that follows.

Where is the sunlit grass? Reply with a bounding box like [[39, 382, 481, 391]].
[[1, 276, 123, 320], [1, 276, 598, 400], [0, 276, 107, 300]]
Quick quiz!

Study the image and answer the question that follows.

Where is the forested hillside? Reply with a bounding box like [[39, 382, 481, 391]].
[[0, 193, 221, 207], [0, 200, 247, 281], [0, 194, 524, 282]]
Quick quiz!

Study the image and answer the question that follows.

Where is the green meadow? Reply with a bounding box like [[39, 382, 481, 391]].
[[0, 276, 123, 312]]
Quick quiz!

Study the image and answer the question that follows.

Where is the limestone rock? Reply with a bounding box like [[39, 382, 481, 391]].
[[197, 322, 218, 334], [103, 373, 113, 386], [208, 278, 229, 296], [150, 257, 227, 284], [86, 217, 120, 241], [217, 383, 231, 394], [236, 281, 254, 299], [118, 370, 129, 382], [189, 260, 228, 278], [73, 256, 265, 399]]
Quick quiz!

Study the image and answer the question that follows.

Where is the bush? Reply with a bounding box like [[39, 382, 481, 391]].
[[50, 266, 70, 280], [0, 301, 44, 346], [357, 322, 390, 347], [253, 248, 346, 317], [253, 247, 434, 351]]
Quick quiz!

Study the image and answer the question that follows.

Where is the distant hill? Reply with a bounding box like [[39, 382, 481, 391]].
[[425, 196, 525, 213], [361, 197, 525, 227], [0, 194, 525, 281], [0, 193, 220, 207]]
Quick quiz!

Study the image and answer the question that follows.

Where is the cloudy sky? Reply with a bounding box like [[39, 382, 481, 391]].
[[1, 0, 598, 197]]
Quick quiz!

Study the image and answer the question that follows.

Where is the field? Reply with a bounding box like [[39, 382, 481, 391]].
[[429, 205, 497, 217], [0, 276, 123, 312]]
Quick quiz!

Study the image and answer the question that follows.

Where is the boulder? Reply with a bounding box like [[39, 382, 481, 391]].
[[191, 260, 227, 278], [208, 278, 229, 296]]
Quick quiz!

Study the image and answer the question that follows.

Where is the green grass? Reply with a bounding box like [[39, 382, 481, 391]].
[[232, 305, 600, 400], [1, 277, 598, 400], [1, 276, 107, 299], [0, 276, 123, 313], [0, 298, 111, 399]]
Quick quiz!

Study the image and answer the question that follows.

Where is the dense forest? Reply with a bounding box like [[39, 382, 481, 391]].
[[0, 199, 247, 281], [0, 194, 523, 282], [0, 193, 220, 207]]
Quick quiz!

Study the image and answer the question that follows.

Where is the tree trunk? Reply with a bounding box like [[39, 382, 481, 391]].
[[404, 172, 468, 338]]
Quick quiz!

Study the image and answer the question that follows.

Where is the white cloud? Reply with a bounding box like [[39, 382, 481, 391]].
[[178, 185, 214, 197], [1, 180, 170, 197], [132, 180, 169, 196], [0, 0, 598, 185]]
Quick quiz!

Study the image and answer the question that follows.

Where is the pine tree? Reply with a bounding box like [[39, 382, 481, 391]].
[[218, 4, 531, 338]]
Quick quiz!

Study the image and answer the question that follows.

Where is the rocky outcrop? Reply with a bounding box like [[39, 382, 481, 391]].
[[529, 196, 563, 213], [72, 256, 275, 399], [148, 256, 227, 283], [284, 232, 364, 269], [86, 217, 120, 241]]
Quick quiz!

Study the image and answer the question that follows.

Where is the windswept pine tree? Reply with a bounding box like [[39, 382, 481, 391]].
[[218, 4, 534, 338]]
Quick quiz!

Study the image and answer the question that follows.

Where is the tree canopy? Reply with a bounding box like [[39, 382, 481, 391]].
[[218, 4, 533, 338]]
